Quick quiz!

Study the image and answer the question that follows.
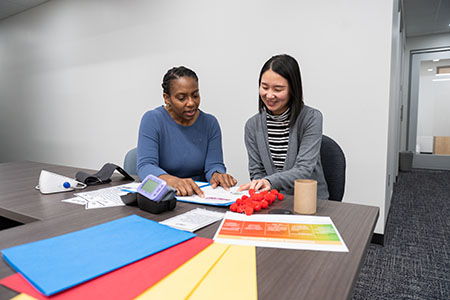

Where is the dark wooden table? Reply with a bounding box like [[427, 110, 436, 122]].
[[0, 161, 379, 300]]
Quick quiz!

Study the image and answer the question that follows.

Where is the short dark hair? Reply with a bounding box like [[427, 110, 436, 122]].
[[162, 66, 198, 96], [258, 54, 304, 127]]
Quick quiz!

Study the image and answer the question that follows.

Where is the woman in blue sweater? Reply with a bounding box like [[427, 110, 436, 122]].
[[137, 66, 237, 197]]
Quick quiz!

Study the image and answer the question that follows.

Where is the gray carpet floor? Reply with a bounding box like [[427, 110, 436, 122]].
[[352, 169, 450, 300]]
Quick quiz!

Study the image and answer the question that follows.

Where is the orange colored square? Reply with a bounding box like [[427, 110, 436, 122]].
[[241, 221, 265, 237], [218, 220, 244, 235]]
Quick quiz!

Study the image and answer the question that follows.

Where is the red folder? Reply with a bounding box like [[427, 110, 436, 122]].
[[1, 237, 212, 300]]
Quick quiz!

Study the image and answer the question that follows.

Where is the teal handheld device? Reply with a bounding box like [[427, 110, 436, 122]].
[[137, 174, 168, 202]]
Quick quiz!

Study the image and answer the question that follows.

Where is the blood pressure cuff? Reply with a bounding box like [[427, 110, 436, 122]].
[[75, 163, 134, 186]]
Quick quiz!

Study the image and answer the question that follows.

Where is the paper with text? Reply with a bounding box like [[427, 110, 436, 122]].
[[160, 208, 225, 232], [176, 186, 248, 206], [214, 212, 348, 252]]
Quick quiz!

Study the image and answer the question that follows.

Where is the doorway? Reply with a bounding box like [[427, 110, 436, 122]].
[[407, 48, 450, 169]]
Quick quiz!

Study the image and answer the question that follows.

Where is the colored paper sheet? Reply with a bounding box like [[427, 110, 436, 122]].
[[136, 243, 229, 300], [10, 294, 38, 300], [214, 212, 349, 252], [189, 244, 257, 300], [0, 237, 212, 300], [1, 215, 195, 296], [136, 243, 257, 300]]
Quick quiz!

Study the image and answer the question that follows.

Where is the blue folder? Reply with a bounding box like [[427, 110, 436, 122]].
[[1, 215, 195, 296]]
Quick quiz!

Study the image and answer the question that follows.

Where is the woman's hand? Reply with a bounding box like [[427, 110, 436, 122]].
[[159, 174, 204, 198], [238, 179, 271, 192], [210, 172, 237, 190]]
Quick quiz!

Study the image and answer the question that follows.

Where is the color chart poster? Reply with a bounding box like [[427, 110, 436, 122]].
[[214, 212, 348, 252]]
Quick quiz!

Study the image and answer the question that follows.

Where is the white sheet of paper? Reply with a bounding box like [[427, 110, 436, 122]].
[[176, 186, 248, 206], [160, 208, 225, 232], [75, 182, 141, 209], [61, 197, 88, 205]]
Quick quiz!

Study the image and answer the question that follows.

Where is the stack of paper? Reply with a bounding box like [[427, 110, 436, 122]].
[[1, 215, 195, 296], [1, 237, 213, 299], [1, 215, 258, 300], [136, 243, 257, 300]]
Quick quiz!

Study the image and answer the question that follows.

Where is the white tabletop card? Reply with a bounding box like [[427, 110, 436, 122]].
[[213, 212, 349, 252], [160, 208, 225, 232]]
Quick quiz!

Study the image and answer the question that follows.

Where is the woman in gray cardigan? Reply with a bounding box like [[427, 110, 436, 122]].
[[239, 54, 329, 199]]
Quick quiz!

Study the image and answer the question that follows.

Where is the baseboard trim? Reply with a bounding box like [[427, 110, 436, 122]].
[[371, 233, 384, 245]]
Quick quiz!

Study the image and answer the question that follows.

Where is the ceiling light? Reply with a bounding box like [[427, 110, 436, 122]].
[[427, 68, 433, 71], [433, 59, 440, 62], [432, 78, 450, 82]]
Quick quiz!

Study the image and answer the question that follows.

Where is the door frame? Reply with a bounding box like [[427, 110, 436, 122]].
[[407, 48, 450, 170]]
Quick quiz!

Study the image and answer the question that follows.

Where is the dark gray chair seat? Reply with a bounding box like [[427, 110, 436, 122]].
[[320, 135, 346, 201]]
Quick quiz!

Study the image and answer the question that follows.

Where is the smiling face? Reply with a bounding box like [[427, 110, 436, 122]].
[[163, 76, 200, 126], [259, 69, 290, 115]]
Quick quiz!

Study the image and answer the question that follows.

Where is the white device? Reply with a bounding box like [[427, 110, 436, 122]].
[[36, 170, 87, 194]]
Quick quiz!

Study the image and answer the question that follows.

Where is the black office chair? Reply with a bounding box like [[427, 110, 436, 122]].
[[320, 135, 346, 202], [123, 147, 138, 176]]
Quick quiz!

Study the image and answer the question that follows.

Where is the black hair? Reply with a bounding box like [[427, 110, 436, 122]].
[[258, 54, 304, 127], [162, 66, 198, 96]]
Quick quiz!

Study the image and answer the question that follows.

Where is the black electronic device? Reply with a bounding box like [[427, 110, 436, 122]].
[[121, 182, 177, 214]]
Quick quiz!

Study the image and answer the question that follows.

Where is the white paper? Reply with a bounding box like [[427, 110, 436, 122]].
[[61, 197, 88, 205], [213, 212, 348, 252], [75, 182, 140, 209], [120, 182, 140, 193], [176, 185, 248, 206], [160, 208, 225, 232]]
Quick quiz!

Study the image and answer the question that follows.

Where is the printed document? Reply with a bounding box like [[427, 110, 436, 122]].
[[160, 208, 225, 232], [176, 185, 248, 206], [214, 212, 349, 252], [70, 182, 140, 209]]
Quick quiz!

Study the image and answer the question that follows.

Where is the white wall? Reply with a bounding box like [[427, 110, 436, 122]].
[[0, 0, 397, 234]]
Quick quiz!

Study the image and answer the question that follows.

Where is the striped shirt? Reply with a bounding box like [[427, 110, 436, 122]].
[[266, 107, 290, 171]]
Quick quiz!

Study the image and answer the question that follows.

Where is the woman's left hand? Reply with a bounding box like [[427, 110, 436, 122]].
[[237, 179, 271, 192], [210, 172, 237, 190]]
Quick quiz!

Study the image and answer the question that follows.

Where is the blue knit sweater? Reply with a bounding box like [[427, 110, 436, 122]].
[[137, 106, 226, 182]]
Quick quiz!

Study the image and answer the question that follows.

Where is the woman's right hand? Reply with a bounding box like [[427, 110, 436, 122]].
[[159, 174, 204, 198]]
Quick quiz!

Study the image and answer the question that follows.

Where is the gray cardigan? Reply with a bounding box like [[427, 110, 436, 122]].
[[244, 105, 329, 199]]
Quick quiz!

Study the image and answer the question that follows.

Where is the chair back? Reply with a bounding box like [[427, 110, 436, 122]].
[[123, 148, 138, 176], [320, 135, 346, 201]]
